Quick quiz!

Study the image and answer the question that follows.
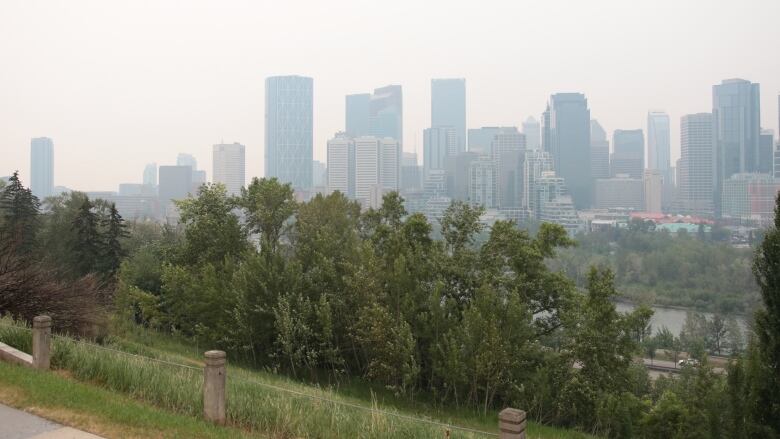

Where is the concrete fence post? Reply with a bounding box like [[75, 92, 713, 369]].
[[32, 315, 51, 370], [499, 408, 526, 439], [203, 350, 226, 425]]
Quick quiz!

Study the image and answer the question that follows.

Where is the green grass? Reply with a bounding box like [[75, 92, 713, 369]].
[[0, 319, 594, 438]]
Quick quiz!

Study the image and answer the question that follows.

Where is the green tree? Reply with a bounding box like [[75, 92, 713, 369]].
[[746, 193, 780, 436], [0, 171, 40, 253], [237, 177, 297, 252], [98, 203, 128, 277], [71, 198, 101, 276]]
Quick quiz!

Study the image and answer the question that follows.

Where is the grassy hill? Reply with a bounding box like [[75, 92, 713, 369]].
[[0, 319, 594, 438]]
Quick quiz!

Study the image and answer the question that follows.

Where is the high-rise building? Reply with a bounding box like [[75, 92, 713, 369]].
[[469, 155, 497, 208], [713, 78, 761, 213], [212, 142, 246, 196], [679, 113, 715, 215], [535, 172, 583, 234], [611, 129, 645, 179], [326, 133, 355, 197], [143, 163, 158, 187], [759, 129, 775, 175], [176, 153, 197, 170], [423, 126, 457, 180], [265, 75, 314, 190], [446, 151, 479, 201], [30, 137, 54, 199], [400, 152, 422, 192], [522, 117, 541, 151], [644, 169, 663, 213], [312, 161, 327, 189], [369, 85, 403, 145], [722, 173, 780, 226], [491, 130, 526, 208], [158, 165, 193, 217], [523, 150, 554, 216], [595, 175, 644, 211], [647, 112, 671, 174], [590, 120, 610, 179], [379, 138, 401, 192], [346, 93, 371, 137], [431, 78, 466, 154], [354, 136, 381, 208], [542, 93, 592, 208]]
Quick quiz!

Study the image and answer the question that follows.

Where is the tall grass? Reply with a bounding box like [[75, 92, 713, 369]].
[[0, 318, 492, 438]]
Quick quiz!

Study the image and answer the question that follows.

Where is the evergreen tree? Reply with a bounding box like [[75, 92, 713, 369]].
[[747, 193, 780, 436], [0, 171, 40, 253], [99, 203, 128, 277], [71, 198, 101, 276]]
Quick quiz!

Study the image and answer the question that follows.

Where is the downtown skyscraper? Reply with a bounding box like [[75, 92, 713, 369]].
[[265, 75, 314, 190], [369, 85, 403, 145], [431, 78, 466, 154], [679, 113, 715, 215], [611, 129, 645, 179], [213, 142, 246, 196], [647, 111, 671, 176], [712, 78, 761, 214], [30, 137, 54, 199], [542, 93, 592, 208]]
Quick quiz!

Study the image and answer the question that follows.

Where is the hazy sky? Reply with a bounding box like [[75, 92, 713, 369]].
[[1, 0, 779, 191]]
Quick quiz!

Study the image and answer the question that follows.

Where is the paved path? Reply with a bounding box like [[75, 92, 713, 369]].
[[0, 403, 104, 439]]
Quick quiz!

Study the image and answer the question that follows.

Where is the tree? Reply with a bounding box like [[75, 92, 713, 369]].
[[706, 314, 729, 356], [98, 203, 128, 277], [71, 198, 101, 276], [0, 171, 40, 254], [746, 192, 780, 435], [238, 177, 297, 253]]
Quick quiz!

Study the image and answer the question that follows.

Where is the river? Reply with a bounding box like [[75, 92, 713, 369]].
[[614, 302, 749, 336]]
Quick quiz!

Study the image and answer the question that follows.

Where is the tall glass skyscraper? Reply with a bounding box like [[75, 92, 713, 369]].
[[30, 137, 54, 199], [542, 93, 592, 208], [611, 129, 645, 179], [345, 93, 371, 137], [647, 111, 671, 174], [431, 78, 466, 154], [213, 143, 246, 196], [265, 75, 314, 190], [590, 120, 610, 179], [713, 78, 760, 214], [680, 113, 715, 216], [369, 85, 402, 146]]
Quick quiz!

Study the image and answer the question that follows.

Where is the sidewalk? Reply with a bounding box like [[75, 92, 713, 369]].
[[0, 403, 104, 439]]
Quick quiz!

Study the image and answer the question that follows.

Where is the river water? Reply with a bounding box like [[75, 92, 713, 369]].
[[614, 302, 749, 336]]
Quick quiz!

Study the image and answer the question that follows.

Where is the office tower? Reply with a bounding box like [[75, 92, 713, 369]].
[[423, 126, 457, 180], [759, 129, 775, 174], [522, 117, 541, 151], [379, 138, 401, 192], [523, 150, 554, 215], [327, 133, 355, 197], [265, 75, 314, 190], [542, 93, 592, 208], [424, 170, 448, 200], [611, 129, 645, 179], [713, 79, 761, 213], [469, 156, 497, 208], [369, 85, 403, 145], [535, 172, 582, 234], [722, 173, 780, 226], [595, 175, 644, 210], [590, 120, 610, 179], [431, 78, 466, 153], [679, 113, 715, 215], [346, 93, 371, 137], [212, 142, 246, 196], [354, 137, 381, 208], [446, 151, 479, 201], [143, 163, 158, 187], [159, 165, 193, 216], [644, 169, 663, 213], [400, 152, 422, 192], [491, 130, 526, 208], [312, 161, 327, 188], [467, 127, 518, 155], [176, 153, 197, 170], [30, 137, 54, 199], [647, 111, 671, 174], [775, 143, 780, 179]]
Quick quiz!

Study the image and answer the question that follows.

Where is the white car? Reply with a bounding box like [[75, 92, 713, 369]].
[[677, 358, 700, 368]]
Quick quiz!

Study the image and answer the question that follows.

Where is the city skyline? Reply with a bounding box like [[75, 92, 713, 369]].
[[2, 1, 779, 191]]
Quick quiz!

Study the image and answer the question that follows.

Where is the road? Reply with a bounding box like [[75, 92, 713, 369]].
[[0, 403, 104, 439]]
